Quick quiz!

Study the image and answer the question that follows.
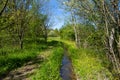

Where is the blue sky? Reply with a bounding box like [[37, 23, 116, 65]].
[[42, 0, 69, 29]]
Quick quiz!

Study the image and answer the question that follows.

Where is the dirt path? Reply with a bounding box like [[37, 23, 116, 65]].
[[2, 50, 52, 80]]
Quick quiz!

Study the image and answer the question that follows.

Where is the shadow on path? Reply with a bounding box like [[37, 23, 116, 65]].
[[2, 53, 44, 80]]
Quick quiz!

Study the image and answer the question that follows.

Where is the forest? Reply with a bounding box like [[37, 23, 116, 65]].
[[0, 0, 120, 80]]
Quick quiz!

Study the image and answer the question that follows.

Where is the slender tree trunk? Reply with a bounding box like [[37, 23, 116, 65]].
[[104, 16, 120, 73], [71, 10, 80, 48], [73, 23, 79, 47], [108, 28, 120, 73], [102, 0, 120, 73], [19, 29, 24, 49], [19, 21, 24, 49], [19, 38, 23, 49], [44, 25, 47, 43]]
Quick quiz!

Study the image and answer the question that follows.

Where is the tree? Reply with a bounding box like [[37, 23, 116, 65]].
[[62, 0, 120, 75], [60, 24, 75, 40], [63, 1, 81, 48], [0, 0, 48, 49]]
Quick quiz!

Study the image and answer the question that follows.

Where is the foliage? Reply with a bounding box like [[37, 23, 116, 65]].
[[61, 41, 113, 80], [61, 0, 120, 76], [86, 30, 105, 49], [0, 0, 48, 49], [48, 29, 60, 37], [60, 24, 75, 40], [0, 0, 51, 77], [59, 23, 105, 49], [1, 0, 119, 79]]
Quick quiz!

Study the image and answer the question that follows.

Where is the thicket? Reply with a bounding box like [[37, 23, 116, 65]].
[[0, 0, 49, 78], [60, 0, 120, 78], [0, 0, 48, 50]]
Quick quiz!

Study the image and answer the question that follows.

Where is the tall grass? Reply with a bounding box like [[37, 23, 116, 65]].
[[31, 47, 64, 80], [68, 46, 113, 80], [0, 43, 47, 77], [48, 38, 113, 79]]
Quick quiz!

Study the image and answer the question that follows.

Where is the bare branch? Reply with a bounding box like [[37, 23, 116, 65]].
[[0, 0, 8, 16]]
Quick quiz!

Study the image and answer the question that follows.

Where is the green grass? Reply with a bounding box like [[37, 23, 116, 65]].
[[0, 38, 64, 79], [0, 49, 36, 75], [0, 42, 47, 77], [55, 38, 113, 80], [0, 37, 113, 80], [68, 46, 113, 80], [48, 37, 114, 80], [31, 47, 64, 80], [48, 37, 76, 48]]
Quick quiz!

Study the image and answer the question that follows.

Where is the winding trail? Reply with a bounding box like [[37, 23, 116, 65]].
[[60, 47, 76, 80]]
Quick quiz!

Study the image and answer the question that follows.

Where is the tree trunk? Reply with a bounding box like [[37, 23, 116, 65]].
[[19, 24, 24, 49], [19, 32, 23, 49], [108, 28, 120, 73], [44, 25, 47, 43], [71, 10, 80, 48], [102, 0, 120, 73], [73, 24, 80, 47], [20, 39, 23, 49]]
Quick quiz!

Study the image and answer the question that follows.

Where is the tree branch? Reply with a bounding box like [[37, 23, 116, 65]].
[[0, 0, 8, 16]]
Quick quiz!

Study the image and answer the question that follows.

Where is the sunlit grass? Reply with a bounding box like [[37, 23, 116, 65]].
[[48, 37, 76, 48], [68, 46, 113, 80], [54, 38, 113, 79], [31, 47, 63, 80], [0, 37, 113, 80], [48, 37, 60, 41], [48, 37, 113, 80]]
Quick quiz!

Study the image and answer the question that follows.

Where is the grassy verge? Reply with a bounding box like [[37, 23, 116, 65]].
[[68, 46, 113, 80], [31, 47, 64, 80]]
